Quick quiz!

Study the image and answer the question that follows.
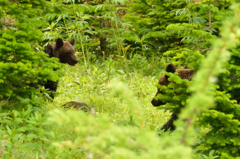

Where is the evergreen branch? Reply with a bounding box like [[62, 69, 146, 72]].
[[178, 3, 240, 145], [209, 11, 212, 35]]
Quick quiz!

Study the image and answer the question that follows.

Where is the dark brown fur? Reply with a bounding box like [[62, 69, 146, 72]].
[[45, 38, 79, 66], [152, 64, 194, 132], [161, 113, 178, 132]]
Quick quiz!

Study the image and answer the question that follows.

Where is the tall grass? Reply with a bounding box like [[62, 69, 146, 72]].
[[48, 55, 169, 131], [0, 55, 172, 158]]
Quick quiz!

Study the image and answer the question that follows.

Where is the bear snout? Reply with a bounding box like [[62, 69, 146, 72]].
[[70, 58, 79, 66], [73, 58, 79, 63], [151, 98, 165, 107]]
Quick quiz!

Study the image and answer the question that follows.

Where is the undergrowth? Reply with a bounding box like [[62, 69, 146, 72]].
[[0, 56, 173, 158], [50, 55, 169, 130]]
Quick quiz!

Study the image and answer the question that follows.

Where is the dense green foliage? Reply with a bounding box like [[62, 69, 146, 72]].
[[182, 4, 240, 158], [1, 0, 240, 158], [43, 0, 129, 60], [0, 0, 63, 101]]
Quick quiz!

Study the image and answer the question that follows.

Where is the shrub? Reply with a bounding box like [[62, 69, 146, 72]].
[[0, 0, 64, 101]]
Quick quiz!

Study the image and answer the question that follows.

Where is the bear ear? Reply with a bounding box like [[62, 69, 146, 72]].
[[165, 64, 176, 80], [44, 45, 54, 57], [166, 64, 176, 73], [69, 38, 75, 46], [56, 38, 64, 49]]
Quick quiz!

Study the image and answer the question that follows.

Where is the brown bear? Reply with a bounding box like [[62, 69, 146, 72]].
[[44, 38, 79, 99], [151, 64, 194, 132]]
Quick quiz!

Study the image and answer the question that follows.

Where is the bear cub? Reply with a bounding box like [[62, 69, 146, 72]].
[[44, 38, 79, 99], [152, 64, 194, 132]]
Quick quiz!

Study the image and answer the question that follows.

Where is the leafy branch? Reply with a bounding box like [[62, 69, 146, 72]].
[[178, 3, 240, 145]]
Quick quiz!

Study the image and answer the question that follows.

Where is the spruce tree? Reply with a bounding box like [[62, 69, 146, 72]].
[[0, 0, 63, 101]]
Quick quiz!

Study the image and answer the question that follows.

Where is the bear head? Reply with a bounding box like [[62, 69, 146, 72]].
[[151, 64, 194, 107], [45, 38, 79, 66]]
